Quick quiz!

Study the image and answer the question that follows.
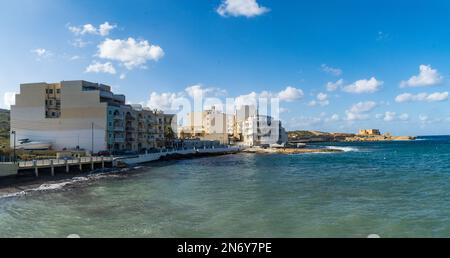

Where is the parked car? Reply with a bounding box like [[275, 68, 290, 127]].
[[97, 151, 111, 156]]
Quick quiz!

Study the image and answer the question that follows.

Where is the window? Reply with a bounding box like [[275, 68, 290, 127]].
[[56, 89, 60, 94], [48, 89, 53, 94]]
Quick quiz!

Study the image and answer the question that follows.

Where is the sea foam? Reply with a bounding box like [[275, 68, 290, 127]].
[[325, 146, 359, 152]]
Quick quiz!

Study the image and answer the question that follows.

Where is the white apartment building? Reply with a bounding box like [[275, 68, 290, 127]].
[[242, 115, 288, 147]]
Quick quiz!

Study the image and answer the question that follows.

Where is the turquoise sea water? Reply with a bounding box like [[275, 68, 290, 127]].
[[1, 136, 450, 238]]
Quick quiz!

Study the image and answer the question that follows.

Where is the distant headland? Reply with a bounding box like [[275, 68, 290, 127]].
[[288, 129, 416, 143]]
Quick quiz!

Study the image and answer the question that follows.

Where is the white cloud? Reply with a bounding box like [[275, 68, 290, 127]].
[[31, 48, 52, 60], [119, 73, 126, 80], [185, 84, 227, 99], [70, 55, 81, 61], [383, 111, 396, 122], [395, 92, 449, 103], [419, 115, 429, 123], [69, 22, 116, 36], [235, 92, 259, 107], [85, 61, 117, 74], [277, 86, 304, 102], [71, 38, 89, 48], [376, 111, 409, 122], [400, 65, 443, 88], [97, 37, 164, 69], [217, 0, 270, 17], [321, 64, 342, 76], [345, 101, 377, 121], [309, 92, 329, 107], [234, 86, 303, 107], [326, 79, 343, 92], [3, 92, 16, 109], [399, 113, 410, 121], [343, 77, 383, 94], [324, 114, 340, 123], [99, 22, 116, 36], [147, 92, 184, 111]]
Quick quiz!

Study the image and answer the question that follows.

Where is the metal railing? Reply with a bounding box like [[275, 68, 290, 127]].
[[18, 156, 113, 168]]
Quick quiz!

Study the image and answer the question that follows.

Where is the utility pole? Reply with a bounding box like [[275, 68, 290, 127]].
[[91, 122, 94, 155]]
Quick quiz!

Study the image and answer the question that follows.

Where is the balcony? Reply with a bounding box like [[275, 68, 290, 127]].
[[114, 137, 125, 143]]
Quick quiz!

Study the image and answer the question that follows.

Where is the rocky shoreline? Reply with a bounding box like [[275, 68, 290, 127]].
[[243, 147, 343, 154], [288, 130, 416, 143]]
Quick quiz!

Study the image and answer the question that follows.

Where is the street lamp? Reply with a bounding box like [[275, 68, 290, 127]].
[[11, 130, 16, 163]]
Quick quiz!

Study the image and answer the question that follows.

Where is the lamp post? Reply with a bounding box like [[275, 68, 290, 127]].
[[11, 131, 16, 163]]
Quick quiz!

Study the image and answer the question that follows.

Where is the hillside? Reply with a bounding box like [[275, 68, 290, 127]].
[[0, 109, 10, 149], [288, 130, 355, 143], [288, 130, 415, 143]]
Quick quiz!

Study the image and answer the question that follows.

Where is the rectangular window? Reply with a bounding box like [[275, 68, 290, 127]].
[[56, 89, 60, 94], [49, 89, 53, 94]]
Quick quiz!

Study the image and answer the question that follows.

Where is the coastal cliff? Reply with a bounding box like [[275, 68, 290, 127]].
[[288, 130, 416, 143]]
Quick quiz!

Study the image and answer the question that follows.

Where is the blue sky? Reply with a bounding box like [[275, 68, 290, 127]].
[[1, 0, 450, 135]]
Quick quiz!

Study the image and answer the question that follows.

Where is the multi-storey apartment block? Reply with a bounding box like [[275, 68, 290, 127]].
[[11, 80, 173, 153], [179, 106, 229, 144]]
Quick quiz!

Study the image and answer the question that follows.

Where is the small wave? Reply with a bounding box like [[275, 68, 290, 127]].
[[0, 169, 136, 200], [325, 146, 358, 152]]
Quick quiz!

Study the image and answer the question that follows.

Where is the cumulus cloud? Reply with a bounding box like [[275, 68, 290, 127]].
[[99, 22, 116, 36], [97, 37, 165, 69], [185, 84, 227, 99], [400, 65, 443, 88], [345, 101, 377, 121], [383, 111, 396, 122], [71, 38, 89, 48], [343, 77, 383, 94], [234, 86, 304, 107], [309, 92, 329, 107], [3, 92, 16, 109], [399, 113, 410, 121], [69, 22, 116, 36], [217, 0, 270, 17], [147, 92, 185, 111], [325, 114, 340, 123], [31, 48, 52, 60], [395, 92, 449, 103], [326, 79, 343, 92], [277, 86, 304, 102], [85, 61, 116, 74], [321, 64, 342, 76]]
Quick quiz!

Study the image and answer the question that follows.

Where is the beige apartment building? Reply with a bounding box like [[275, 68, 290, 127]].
[[11, 80, 175, 153], [178, 107, 229, 144], [179, 105, 288, 147]]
